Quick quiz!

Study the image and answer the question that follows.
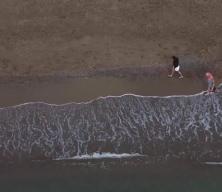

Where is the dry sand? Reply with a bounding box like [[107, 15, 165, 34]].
[[0, 0, 221, 79]]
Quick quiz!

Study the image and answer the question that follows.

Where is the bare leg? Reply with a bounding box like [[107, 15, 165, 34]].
[[177, 71, 184, 78], [168, 68, 175, 77]]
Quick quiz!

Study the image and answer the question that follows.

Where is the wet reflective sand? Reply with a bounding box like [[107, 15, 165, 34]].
[[0, 76, 205, 107]]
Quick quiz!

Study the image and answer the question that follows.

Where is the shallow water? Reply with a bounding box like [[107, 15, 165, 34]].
[[0, 76, 205, 107], [0, 162, 222, 192]]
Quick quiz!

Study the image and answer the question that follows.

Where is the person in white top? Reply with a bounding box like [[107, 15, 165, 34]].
[[168, 56, 184, 79]]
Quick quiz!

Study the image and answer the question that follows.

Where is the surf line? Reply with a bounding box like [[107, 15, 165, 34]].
[[54, 153, 146, 161]]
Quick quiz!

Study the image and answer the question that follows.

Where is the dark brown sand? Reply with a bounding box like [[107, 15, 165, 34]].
[[0, 0, 221, 79]]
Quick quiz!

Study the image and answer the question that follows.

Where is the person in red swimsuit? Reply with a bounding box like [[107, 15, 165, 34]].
[[205, 72, 216, 93]]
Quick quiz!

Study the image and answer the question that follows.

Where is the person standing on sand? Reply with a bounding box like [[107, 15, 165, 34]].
[[205, 72, 216, 93], [168, 56, 184, 79]]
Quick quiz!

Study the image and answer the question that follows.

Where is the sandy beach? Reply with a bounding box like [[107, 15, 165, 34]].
[[0, 0, 220, 80], [0, 1, 221, 192]]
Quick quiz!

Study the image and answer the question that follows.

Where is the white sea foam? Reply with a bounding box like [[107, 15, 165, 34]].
[[54, 153, 145, 160], [204, 162, 222, 165]]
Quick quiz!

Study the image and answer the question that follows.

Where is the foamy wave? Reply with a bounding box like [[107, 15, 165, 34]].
[[54, 153, 145, 160], [0, 85, 221, 163], [203, 162, 222, 165]]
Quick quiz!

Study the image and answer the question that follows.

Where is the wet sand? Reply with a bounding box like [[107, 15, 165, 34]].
[[0, 76, 205, 107]]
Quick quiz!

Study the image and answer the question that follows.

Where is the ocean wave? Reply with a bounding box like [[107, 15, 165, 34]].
[[0, 85, 221, 163], [54, 153, 145, 160], [203, 162, 222, 165]]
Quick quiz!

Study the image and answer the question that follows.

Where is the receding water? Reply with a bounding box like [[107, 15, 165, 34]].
[[0, 76, 205, 107]]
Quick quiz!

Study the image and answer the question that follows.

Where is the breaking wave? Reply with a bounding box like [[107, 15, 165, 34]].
[[0, 83, 221, 163], [54, 152, 145, 160]]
